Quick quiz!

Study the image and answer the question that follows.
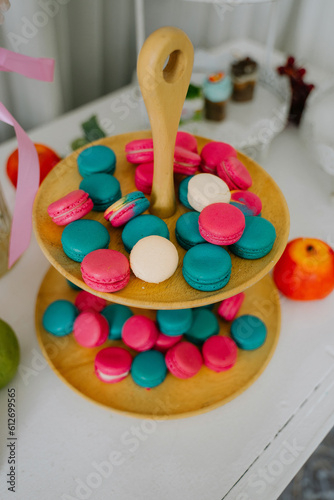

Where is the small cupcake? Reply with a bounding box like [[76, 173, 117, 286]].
[[231, 57, 258, 102], [202, 72, 232, 122]]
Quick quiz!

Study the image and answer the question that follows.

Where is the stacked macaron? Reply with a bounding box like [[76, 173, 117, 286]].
[[42, 278, 268, 389], [173, 139, 276, 291], [126, 131, 202, 190], [46, 134, 276, 296]]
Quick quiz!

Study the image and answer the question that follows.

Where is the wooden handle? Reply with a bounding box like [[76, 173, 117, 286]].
[[137, 27, 194, 218]]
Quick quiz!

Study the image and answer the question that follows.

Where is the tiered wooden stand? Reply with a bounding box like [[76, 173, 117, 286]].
[[33, 28, 289, 419]]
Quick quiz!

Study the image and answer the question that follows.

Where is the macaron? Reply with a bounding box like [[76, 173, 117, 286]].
[[217, 157, 252, 190], [81, 249, 130, 292], [125, 138, 154, 164], [154, 333, 183, 353], [79, 173, 122, 211], [175, 211, 206, 250], [200, 141, 237, 174], [229, 216, 276, 259], [94, 347, 132, 383], [42, 300, 78, 336], [185, 308, 219, 345], [182, 243, 232, 291], [131, 350, 167, 388], [73, 310, 109, 348], [187, 173, 230, 212], [156, 308, 193, 337], [104, 191, 150, 227], [231, 314, 267, 350], [231, 190, 262, 216], [47, 189, 93, 226], [178, 175, 194, 210], [61, 219, 110, 262], [202, 335, 238, 372], [77, 145, 116, 177], [0, 319, 20, 389], [134, 162, 153, 194], [130, 235, 179, 284], [173, 146, 201, 175], [217, 292, 245, 321], [101, 304, 133, 340], [175, 131, 198, 153], [122, 315, 159, 351], [165, 341, 202, 379], [198, 203, 245, 245], [74, 290, 106, 312], [122, 214, 169, 253]]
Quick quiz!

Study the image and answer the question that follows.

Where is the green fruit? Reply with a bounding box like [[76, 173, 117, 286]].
[[0, 319, 20, 389]]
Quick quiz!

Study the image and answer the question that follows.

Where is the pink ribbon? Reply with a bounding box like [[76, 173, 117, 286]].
[[0, 49, 55, 267], [0, 103, 39, 267], [0, 47, 54, 81]]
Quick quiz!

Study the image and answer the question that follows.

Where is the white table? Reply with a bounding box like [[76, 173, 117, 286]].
[[1, 83, 334, 500]]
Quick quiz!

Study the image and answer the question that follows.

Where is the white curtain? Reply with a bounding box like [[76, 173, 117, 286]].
[[0, 0, 333, 142]]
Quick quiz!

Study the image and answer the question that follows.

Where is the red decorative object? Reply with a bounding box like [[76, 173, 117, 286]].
[[273, 238, 334, 300], [277, 56, 315, 125], [6, 143, 61, 188]]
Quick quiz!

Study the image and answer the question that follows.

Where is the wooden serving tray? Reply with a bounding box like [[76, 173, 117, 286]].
[[35, 266, 281, 420], [32, 131, 289, 310]]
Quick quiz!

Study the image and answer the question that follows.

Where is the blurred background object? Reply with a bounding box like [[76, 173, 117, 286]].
[[0, 0, 334, 142]]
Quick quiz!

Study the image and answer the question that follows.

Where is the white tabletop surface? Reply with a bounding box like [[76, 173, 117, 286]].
[[1, 80, 334, 500]]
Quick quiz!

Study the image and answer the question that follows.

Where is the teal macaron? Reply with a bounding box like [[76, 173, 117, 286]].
[[230, 314, 267, 350], [178, 175, 194, 209], [230, 216, 276, 259], [43, 300, 78, 336], [61, 219, 110, 262], [101, 304, 133, 340], [77, 145, 116, 177], [79, 173, 121, 211], [156, 308, 193, 337], [122, 214, 169, 253], [185, 309, 220, 345], [182, 243, 232, 291], [131, 350, 167, 388], [175, 211, 206, 250]]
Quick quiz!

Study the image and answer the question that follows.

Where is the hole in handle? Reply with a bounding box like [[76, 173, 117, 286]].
[[163, 50, 185, 84]]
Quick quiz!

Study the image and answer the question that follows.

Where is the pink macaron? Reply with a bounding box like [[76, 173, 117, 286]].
[[74, 290, 107, 313], [47, 189, 93, 226], [134, 162, 153, 194], [175, 131, 198, 153], [125, 138, 154, 164], [217, 157, 252, 190], [122, 315, 159, 351], [104, 191, 150, 228], [173, 146, 201, 175], [217, 292, 245, 321], [198, 203, 245, 245], [81, 249, 130, 293], [165, 341, 203, 379], [202, 335, 238, 372], [73, 310, 109, 348], [94, 346, 132, 383], [154, 333, 183, 353], [200, 141, 237, 174], [231, 190, 262, 216]]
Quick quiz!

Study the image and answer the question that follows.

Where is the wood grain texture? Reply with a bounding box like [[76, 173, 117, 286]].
[[32, 131, 290, 309], [137, 27, 194, 217], [35, 266, 281, 420]]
